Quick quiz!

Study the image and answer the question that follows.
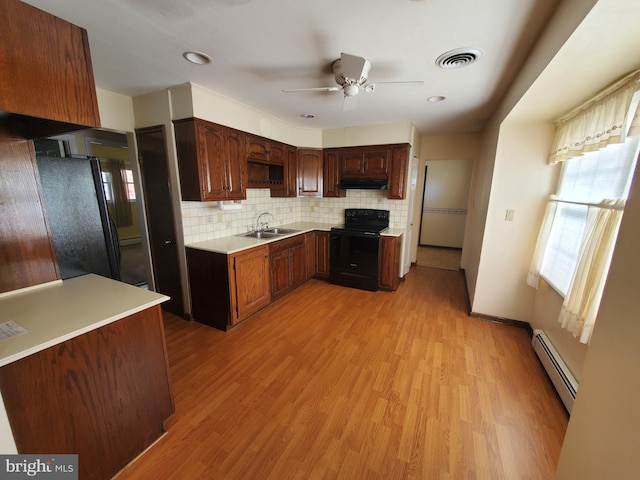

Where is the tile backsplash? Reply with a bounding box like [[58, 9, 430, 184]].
[[181, 188, 409, 244]]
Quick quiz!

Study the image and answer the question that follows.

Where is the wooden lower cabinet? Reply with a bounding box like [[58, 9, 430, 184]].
[[315, 231, 330, 279], [187, 245, 270, 330], [379, 235, 402, 291], [305, 232, 317, 279], [0, 306, 173, 480], [270, 235, 306, 300], [230, 245, 272, 322]]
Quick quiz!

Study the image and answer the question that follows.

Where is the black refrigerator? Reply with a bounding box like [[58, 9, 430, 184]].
[[36, 155, 121, 281]]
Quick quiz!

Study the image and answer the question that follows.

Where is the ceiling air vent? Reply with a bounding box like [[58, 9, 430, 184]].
[[436, 48, 483, 69]]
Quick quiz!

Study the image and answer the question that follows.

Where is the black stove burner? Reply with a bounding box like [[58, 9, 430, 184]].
[[331, 208, 390, 236]]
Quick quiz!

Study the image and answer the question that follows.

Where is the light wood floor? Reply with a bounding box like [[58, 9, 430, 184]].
[[116, 266, 568, 480]]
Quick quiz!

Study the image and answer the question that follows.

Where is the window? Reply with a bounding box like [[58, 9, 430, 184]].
[[540, 137, 639, 295], [101, 170, 113, 202], [124, 169, 136, 201], [101, 168, 136, 202]]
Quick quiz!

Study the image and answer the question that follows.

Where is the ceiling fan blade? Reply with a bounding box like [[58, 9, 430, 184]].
[[282, 86, 341, 93], [339, 53, 368, 81], [365, 80, 424, 90]]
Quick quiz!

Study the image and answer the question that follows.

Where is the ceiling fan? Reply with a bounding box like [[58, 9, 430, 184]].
[[282, 52, 423, 111]]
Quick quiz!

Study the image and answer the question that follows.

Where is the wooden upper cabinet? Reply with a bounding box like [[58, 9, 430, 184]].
[[298, 149, 323, 197], [173, 118, 246, 202], [246, 135, 285, 164], [323, 149, 345, 198], [339, 146, 389, 179], [270, 145, 297, 198], [388, 144, 409, 200], [224, 128, 247, 200], [0, 0, 100, 139]]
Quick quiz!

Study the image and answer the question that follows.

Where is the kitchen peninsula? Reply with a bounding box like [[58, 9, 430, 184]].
[[0, 274, 174, 480]]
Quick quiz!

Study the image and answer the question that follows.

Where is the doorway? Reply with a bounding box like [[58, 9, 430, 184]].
[[419, 159, 473, 247], [135, 125, 184, 316]]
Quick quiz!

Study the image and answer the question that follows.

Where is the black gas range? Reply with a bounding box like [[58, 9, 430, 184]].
[[329, 209, 390, 291]]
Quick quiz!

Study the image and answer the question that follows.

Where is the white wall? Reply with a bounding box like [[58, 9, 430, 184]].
[[96, 88, 136, 132], [462, 0, 599, 308], [472, 123, 556, 321], [531, 278, 588, 381]]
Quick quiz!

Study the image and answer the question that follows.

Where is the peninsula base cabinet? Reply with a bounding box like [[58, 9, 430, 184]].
[[379, 235, 402, 291], [187, 245, 271, 330], [0, 305, 174, 480]]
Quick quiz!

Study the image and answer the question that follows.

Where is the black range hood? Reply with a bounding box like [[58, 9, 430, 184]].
[[338, 178, 388, 190]]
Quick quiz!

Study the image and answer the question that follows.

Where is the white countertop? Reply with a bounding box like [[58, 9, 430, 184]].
[[186, 221, 404, 254], [0, 274, 169, 367]]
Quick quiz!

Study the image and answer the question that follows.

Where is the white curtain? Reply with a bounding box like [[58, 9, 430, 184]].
[[548, 69, 640, 165], [526, 196, 557, 288], [558, 200, 624, 344]]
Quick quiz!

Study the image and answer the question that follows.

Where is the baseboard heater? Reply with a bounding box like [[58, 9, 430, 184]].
[[531, 329, 578, 413]]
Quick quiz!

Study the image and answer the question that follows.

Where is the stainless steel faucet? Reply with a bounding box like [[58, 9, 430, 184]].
[[256, 212, 275, 231]]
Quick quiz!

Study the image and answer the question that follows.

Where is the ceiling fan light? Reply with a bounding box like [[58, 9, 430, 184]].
[[343, 84, 359, 97]]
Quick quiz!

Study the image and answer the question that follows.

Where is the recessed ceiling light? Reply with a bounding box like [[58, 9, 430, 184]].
[[427, 96, 446, 103], [300, 113, 315, 119], [183, 51, 212, 65]]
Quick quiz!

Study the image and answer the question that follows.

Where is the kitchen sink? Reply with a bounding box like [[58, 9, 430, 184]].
[[238, 227, 300, 239], [263, 227, 299, 235], [243, 231, 279, 239]]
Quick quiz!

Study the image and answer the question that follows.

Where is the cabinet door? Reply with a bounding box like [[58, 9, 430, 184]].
[[224, 128, 247, 200], [323, 149, 345, 198], [231, 246, 270, 323], [246, 135, 269, 162], [289, 241, 307, 290], [315, 231, 330, 279], [0, 0, 100, 138], [270, 246, 291, 300], [340, 152, 364, 177], [298, 149, 323, 197], [388, 144, 408, 200], [305, 232, 317, 279], [269, 141, 286, 165], [379, 235, 401, 291], [285, 146, 298, 197], [196, 121, 227, 200], [363, 150, 389, 178]]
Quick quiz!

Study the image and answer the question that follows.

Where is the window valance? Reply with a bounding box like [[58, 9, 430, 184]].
[[548, 69, 640, 165]]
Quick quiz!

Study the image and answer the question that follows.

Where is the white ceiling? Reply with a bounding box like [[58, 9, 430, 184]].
[[23, 0, 566, 134]]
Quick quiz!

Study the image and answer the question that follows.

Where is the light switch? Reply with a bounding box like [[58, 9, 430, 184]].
[[505, 209, 515, 221]]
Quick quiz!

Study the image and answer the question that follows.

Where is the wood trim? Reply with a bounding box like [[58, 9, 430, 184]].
[[469, 311, 534, 336]]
